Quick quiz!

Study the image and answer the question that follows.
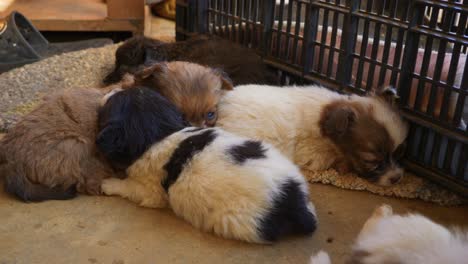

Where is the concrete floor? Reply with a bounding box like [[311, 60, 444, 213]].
[[1, 181, 467, 264]]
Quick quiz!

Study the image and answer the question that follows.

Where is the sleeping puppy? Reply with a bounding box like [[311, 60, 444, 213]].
[[103, 34, 279, 86], [132, 61, 233, 127], [310, 205, 468, 264], [217, 84, 409, 186], [0, 86, 127, 202], [96, 87, 317, 243]]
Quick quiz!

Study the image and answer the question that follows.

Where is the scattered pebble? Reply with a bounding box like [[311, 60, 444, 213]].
[[0, 43, 120, 132]]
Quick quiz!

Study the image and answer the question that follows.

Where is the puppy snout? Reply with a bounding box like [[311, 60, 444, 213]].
[[390, 174, 402, 185], [377, 166, 404, 187]]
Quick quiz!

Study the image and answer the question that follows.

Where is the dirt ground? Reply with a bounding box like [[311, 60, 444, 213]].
[[1, 180, 467, 264]]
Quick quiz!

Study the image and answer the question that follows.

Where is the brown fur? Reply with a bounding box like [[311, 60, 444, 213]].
[[134, 61, 233, 127], [0, 87, 125, 202], [103, 34, 279, 86]]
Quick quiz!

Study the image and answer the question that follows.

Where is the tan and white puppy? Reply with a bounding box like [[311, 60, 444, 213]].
[[217, 84, 409, 186], [310, 204, 468, 264], [97, 87, 317, 243]]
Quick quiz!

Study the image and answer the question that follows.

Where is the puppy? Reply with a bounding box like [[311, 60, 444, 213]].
[[310, 205, 468, 264], [0, 87, 126, 202], [96, 87, 317, 243], [103, 34, 279, 86], [133, 61, 233, 127], [217, 84, 409, 186]]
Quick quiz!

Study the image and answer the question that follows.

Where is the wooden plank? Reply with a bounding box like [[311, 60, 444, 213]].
[[107, 0, 144, 19], [0, 0, 107, 20], [0, 0, 144, 33]]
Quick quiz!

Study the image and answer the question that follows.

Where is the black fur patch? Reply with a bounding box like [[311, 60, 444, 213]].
[[96, 87, 187, 170], [228, 140, 266, 164], [258, 179, 316, 242], [162, 129, 217, 192]]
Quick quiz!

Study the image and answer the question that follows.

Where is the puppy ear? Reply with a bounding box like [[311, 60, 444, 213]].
[[321, 104, 356, 139], [221, 77, 234, 90], [372, 86, 399, 106], [212, 68, 234, 90], [134, 62, 168, 80]]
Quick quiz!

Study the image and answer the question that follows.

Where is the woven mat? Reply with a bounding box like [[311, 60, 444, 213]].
[[0, 43, 464, 206]]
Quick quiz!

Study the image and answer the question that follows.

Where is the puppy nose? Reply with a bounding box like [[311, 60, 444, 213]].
[[390, 175, 402, 185]]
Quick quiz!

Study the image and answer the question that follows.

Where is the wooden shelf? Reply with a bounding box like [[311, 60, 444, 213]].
[[0, 0, 144, 33]]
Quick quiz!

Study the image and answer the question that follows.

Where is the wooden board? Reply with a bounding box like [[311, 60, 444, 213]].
[[0, 0, 107, 20], [0, 0, 144, 33]]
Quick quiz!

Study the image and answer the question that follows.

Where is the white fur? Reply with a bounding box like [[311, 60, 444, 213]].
[[309, 251, 331, 264], [353, 205, 468, 264], [311, 205, 468, 264], [101, 127, 316, 243], [217, 84, 408, 172]]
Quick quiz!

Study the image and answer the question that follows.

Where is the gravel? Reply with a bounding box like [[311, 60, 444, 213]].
[[0, 43, 120, 131]]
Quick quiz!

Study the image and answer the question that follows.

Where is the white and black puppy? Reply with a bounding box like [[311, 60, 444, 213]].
[[217, 85, 409, 186], [96, 87, 317, 243], [310, 204, 468, 264]]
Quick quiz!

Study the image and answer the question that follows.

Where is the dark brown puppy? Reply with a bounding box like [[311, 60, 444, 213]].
[[0, 87, 126, 202], [133, 61, 233, 127], [104, 35, 279, 86]]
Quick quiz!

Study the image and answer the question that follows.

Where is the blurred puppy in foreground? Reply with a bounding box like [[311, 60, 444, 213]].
[[96, 87, 317, 243], [310, 204, 468, 264]]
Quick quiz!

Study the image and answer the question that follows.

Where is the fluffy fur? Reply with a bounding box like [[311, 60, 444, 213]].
[[97, 85, 188, 170], [217, 84, 409, 186], [97, 87, 317, 243], [133, 61, 233, 127], [0, 87, 126, 202], [103, 34, 279, 86], [310, 205, 468, 264]]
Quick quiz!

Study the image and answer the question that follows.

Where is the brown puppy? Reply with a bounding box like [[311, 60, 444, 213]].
[[103, 34, 279, 86], [133, 61, 233, 127], [0, 86, 126, 202]]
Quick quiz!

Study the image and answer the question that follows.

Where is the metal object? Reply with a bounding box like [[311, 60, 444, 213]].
[[177, 0, 468, 196]]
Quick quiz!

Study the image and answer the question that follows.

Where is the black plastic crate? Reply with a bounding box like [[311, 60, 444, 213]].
[[177, 0, 468, 196]]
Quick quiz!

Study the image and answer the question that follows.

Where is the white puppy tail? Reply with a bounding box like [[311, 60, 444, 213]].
[[309, 251, 331, 264]]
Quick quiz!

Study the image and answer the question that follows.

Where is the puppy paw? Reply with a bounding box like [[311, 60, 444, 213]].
[[310, 251, 331, 264], [374, 204, 393, 217], [101, 178, 121, 196]]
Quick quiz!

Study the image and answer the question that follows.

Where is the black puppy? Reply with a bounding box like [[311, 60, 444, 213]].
[[96, 86, 188, 170], [104, 35, 279, 86]]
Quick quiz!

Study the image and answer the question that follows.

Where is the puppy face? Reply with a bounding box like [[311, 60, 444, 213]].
[[320, 87, 408, 186], [97, 86, 188, 170], [134, 61, 233, 127]]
